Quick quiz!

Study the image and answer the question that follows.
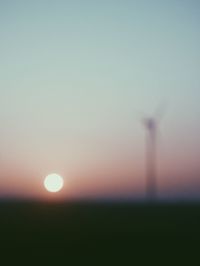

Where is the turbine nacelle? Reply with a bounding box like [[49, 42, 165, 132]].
[[143, 117, 157, 131]]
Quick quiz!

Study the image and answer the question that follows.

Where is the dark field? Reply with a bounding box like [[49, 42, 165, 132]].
[[0, 200, 200, 243], [0, 201, 200, 263]]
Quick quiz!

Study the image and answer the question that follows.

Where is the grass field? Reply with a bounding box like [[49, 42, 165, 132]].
[[0, 200, 200, 244], [0, 200, 199, 263]]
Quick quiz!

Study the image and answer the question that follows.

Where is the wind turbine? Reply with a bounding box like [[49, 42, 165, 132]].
[[141, 104, 166, 201]]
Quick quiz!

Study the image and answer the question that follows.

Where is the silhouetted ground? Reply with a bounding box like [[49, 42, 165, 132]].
[[0, 200, 199, 263], [0, 200, 200, 240]]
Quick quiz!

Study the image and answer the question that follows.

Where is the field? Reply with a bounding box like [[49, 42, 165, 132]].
[[0, 200, 200, 240], [0, 200, 199, 263]]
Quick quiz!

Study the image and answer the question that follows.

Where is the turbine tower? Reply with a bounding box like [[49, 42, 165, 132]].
[[141, 104, 166, 201]]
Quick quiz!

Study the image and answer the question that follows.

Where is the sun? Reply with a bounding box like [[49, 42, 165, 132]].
[[44, 173, 64, 193]]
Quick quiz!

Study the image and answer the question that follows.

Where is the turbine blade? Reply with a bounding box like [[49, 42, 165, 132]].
[[153, 100, 168, 123]]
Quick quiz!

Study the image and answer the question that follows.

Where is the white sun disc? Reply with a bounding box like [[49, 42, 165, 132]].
[[44, 173, 64, 193]]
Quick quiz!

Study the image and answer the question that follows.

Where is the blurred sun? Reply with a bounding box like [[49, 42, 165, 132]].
[[44, 173, 64, 193]]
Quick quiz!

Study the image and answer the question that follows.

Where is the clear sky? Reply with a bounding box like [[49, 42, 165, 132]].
[[0, 0, 200, 200]]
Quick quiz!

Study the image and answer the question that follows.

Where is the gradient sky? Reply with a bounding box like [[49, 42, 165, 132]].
[[0, 0, 200, 200]]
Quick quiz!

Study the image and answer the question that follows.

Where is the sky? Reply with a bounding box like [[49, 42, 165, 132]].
[[0, 0, 200, 200]]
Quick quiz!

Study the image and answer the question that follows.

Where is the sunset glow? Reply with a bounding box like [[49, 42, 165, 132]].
[[0, 1, 199, 200]]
